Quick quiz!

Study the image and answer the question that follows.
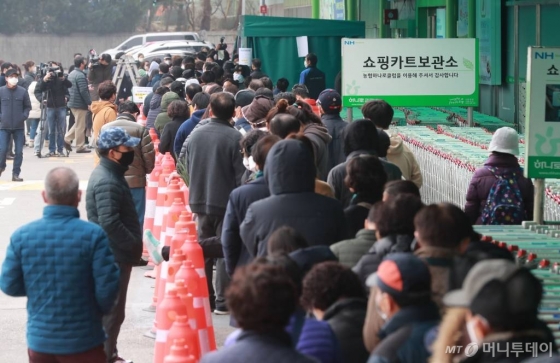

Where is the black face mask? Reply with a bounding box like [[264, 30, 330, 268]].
[[116, 150, 135, 167]]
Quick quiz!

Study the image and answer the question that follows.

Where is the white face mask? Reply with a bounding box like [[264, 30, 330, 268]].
[[7, 77, 18, 86], [466, 318, 480, 344], [30, 67, 37, 74], [233, 73, 244, 83], [375, 291, 388, 321], [165, 60, 171, 65], [304, 60, 307, 68], [138, 58, 144, 62], [181, 65, 185, 70], [243, 156, 258, 172]]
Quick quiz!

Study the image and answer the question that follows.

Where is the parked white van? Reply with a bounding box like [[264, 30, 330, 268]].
[[102, 32, 214, 58]]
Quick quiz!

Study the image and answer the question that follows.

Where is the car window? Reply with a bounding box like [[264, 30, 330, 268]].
[[121, 37, 142, 50], [146, 35, 166, 42], [183, 35, 196, 40]]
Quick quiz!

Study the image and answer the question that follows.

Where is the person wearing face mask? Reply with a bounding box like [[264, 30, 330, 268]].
[[86, 127, 142, 363], [102, 101, 155, 228], [88, 53, 113, 101], [442, 259, 553, 363], [91, 81, 118, 164], [163, 54, 172, 66], [0, 68, 32, 181], [365, 253, 440, 363]]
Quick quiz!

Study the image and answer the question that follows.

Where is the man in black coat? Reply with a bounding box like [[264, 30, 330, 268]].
[[240, 139, 346, 258]]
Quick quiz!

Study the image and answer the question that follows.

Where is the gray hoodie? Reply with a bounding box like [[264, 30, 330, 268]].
[[303, 123, 332, 181]]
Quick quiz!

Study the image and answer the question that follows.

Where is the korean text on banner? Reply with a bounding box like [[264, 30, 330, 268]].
[[341, 38, 479, 108], [525, 47, 560, 179], [131, 87, 153, 104]]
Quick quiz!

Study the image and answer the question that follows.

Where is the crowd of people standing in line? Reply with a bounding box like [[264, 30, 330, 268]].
[[0, 44, 550, 363]]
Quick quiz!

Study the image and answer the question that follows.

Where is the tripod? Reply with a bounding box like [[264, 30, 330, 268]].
[[36, 90, 49, 158]]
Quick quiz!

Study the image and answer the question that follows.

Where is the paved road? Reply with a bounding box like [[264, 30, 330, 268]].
[[0, 146, 233, 362]]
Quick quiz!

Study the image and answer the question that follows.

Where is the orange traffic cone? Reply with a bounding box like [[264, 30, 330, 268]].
[[137, 106, 147, 126], [143, 154, 164, 261], [166, 316, 199, 360], [178, 180, 190, 211], [154, 289, 188, 363], [162, 152, 176, 172], [163, 339, 196, 363], [149, 128, 159, 142], [167, 249, 186, 291], [153, 166, 173, 242], [175, 280, 197, 332]]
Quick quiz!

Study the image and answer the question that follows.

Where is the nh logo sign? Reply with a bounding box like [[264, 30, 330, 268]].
[[535, 52, 554, 59], [344, 40, 355, 45]]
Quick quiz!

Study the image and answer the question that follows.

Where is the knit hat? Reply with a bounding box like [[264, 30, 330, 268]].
[[235, 89, 255, 108], [317, 89, 342, 114], [366, 253, 432, 302], [488, 127, 520, 156], [242, 95, 274, 126]]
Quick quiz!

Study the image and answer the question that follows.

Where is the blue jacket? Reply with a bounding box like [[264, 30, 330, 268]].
[[0, 85, 32, 129], [0, 205, 119, 354], [173, 108, 206, 156], [299, 66, 326, 100], [321, 113, 347, 172], [222, 176, 270, 276], [234, 116, 251, 133], [368, 303, 440, 363]]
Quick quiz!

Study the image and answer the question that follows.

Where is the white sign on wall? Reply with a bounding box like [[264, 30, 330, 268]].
[[131, 87, 153, 104], [525, 47, 560, 178], [238, 48, 252, 66], [341, 38, 479, 108]]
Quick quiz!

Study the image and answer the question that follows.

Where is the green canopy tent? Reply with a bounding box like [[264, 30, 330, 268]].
[[239, 15, 365, 91]]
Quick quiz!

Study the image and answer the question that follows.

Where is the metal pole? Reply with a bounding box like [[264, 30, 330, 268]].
[[347, 108, 353, 122], [534, 179, 545, 224], [467, 107, 473, 126], [536, 4, 541, 46], [312, 0, 320, 19], [445, 0, 457, 38], [242, 0, 246, 16], [468, 0, 476, 38], [379, 0, 386, 38], [513, 5, 519, 130]]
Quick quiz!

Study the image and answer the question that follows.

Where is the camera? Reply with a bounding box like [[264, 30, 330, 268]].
[[89, 49, 100, 67], [38, 62, 63, 79]]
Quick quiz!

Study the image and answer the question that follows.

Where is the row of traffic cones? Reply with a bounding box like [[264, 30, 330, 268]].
[[142, 128, 215, 363]]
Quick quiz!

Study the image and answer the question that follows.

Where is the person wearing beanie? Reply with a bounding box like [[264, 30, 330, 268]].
[[233, 89, 256, 133], [464, 127, 534, 224], [318, 89, 347, 171], [154, 88, 180, 136], [240, 89, 274, 132], [365, 253, 440, 363]]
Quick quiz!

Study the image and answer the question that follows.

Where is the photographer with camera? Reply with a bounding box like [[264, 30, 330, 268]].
[[88, 53, 113, 101], [34, 62, 72, 157]]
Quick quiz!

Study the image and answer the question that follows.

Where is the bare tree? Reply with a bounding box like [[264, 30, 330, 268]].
[[200, 0, 212, 30]]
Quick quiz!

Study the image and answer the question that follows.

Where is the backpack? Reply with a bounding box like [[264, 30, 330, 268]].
[[480, 167, 525, 225]]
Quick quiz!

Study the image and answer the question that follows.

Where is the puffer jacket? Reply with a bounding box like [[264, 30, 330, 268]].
[[328, 150, 402, 209], [159, 116, 184, 159], [330, 229, 376, 268], [465, 153, 534, 224], [353, 234, 414, 287], [155, 91, 180, 135], [0, 85, 32, 129], [67, 69, 91, 110], [0, 205, 119, 355], [21, 71, 36, 90], [174, 108, 205, 156], [178, 117, 211, 165], [27, 81, 41, 119], [303, 123, 332, 181], [240, 140, 346, 257], [86, 157, 143, 265], [35, 76, 72, 109], [385, 130, 422, 188], [102, 113, 155, 188], [324, 298, 369, 363], [146, 92, 163, 130]]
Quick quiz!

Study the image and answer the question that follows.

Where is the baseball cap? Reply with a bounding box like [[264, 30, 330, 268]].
[[317, 89, 342, 114], [164, 53, 172, 60], [5, 69, 19, 77], [235, 89, 255, 108], [444, 259, 541, 329], [97, 127, 140, 150], [366, 253, 432, 302], [160, 76, 174, 87], [488, 127, 520, 156]]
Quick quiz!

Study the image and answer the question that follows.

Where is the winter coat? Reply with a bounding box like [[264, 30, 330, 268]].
[[27, 81, 41, 119], [178, 118, 211, 165], [299, 66, 326, 100], [149, 73, 162, 88], [249, 69, 267, 79], [368, 303, 440, 363], [0, 74, 4, 87], [146, 92, 163, 130], [201, 330, 318, 363], [159, 116, 184, 159], [86, 157, 143, 265], [0, 205, 119, 355], [87, 64, 112, 86], [234, 116, 251, 133], [353, 234, 414, 287], [21, 72, 36, 90], [324, 298, 369, 363], [142, 92, 153, 118], [222, 176, 270, 277], [154, 91, 180, 135], [385, 130, 422, 188], [240, 140, 346, 257], [414, 245, 457, 314], [303, 123, 332, 181], [91, 100, 118, 152], [322, 113, 347, 171], [328, 150, 403, 208], [102, 113, 155, 189], [344, 195, 378, 239], [330, 229, 376, 268], [0, 85, 32, 129], [173, 108, 205, 156], [35, 77, 72, 109], [465, 153, 534, 224], [185, 117, 245, 216], [67, 69, 91, 110]]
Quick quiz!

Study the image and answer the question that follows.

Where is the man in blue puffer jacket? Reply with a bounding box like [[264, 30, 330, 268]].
[[0, 167, 120, 362]]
